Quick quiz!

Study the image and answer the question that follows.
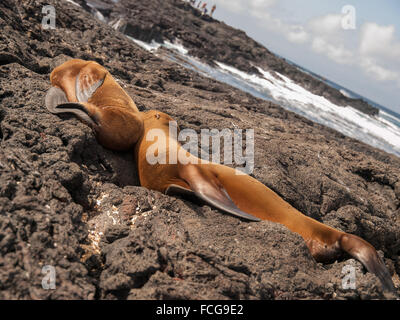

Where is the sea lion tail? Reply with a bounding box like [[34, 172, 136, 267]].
[[45, 86, 98, 127], [339, 233, 397, 294], [179, 164, 261, 222]]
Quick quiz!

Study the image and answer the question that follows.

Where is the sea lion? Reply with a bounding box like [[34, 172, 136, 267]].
[[45, 59, 143, 151], [45, 59, 396, 294]]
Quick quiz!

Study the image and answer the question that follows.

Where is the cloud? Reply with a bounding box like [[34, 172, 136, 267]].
[[213, 1, 400, 87], [286, 25, 309, 44], [308, 14, 342, 35], [262, 19, 309, 44], [214, 0, 276, 16], [304, 15, 400, 86], [359, 23, 400, 86], [304, 14, 357, 65], [294, 14, 400, 86], [311, 37, 353, 64], [360, 57, 398, 82], [360, 23, 400, 59], [247, 0, 277, 19]]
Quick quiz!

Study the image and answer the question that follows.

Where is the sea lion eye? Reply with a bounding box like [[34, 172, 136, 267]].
[[155, 113, 160, 119]]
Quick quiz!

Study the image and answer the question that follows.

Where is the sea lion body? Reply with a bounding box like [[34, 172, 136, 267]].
[[134, 110, 194, 192], [134, 111, 359, 261], [134, 111, 396, 293]]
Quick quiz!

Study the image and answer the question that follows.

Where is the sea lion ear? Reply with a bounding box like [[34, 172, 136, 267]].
[[75, 63, 106, 103], [178, 164, 261, 222]]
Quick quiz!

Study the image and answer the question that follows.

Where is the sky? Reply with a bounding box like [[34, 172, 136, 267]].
[[208, 0, 400, 114]]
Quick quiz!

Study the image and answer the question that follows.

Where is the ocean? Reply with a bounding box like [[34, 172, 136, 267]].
[[127, 36, 400, 158]]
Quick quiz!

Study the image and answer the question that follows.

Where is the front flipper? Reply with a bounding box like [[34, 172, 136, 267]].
[[165, 184, 195, 197], [178, 164, 261, 222], [45, 86, 98, 127], [45, 86, 143, 151], [45, 86, 68, 109]]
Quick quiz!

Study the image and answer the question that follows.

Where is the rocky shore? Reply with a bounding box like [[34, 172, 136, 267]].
[[94, 0, 379, 116], [0, 0, 399, 299]]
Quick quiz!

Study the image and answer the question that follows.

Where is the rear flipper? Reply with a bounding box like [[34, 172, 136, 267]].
[[339, 233, 397, 294], [307, 231, 397, 294], [171, 164, 261, 222], [45, 86, 143, 151]]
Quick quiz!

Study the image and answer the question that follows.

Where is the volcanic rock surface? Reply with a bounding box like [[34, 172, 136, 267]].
[[0, 0, 399, 300]]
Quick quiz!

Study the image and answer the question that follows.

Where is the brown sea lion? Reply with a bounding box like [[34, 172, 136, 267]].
[[45, 59, 396, 294]]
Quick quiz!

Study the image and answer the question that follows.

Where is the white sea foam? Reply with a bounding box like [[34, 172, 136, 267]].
[[126, 36, 161, 51], [163, 40, 189, 55], [65, 0, 81, 7], [215, 62, 400, 156], [380, 110, 400, 128], [126, 37, 188, 55], [94, 10, 106, 22], [85, 2, 106, 22], [126, 36, 400, 157], [110, 18, 124, 30], [340, 89, 353, 99]]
